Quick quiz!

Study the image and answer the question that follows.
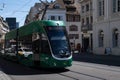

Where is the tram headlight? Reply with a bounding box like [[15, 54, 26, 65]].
[[54, 63, 56, 66], [45, 57, 49, 60], [64, 62, 66, 65]]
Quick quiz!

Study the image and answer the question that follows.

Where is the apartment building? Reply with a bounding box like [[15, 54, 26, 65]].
[[64, 0, 81, 50], [92, 0, 120, 55], [79, 0, 93, 53]]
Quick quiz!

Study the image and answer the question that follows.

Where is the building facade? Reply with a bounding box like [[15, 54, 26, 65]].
[[64, 0, 81, 50], [92, 0, 120, 55], [0, 16, 9, 49], [6, 17, 18, 30], [79, 0, 93, 53]]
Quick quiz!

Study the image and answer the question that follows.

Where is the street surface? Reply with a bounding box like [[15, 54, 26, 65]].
[[0, 58, 120, 80]]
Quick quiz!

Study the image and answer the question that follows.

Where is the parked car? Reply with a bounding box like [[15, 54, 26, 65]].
[[0, 49, 4, 54], [18, 48, 33, 57]]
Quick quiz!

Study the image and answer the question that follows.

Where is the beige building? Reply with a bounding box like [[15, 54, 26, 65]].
[[79, 0, 93, 53], [0, 16, 9, 49], [92, 0, 120, 55], [64, 0, 81, 50]]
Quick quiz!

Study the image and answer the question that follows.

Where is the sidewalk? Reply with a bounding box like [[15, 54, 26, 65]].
[[0, 55, 12, 80], [73, 53, 120, 66], [0, 68, 12, 80]]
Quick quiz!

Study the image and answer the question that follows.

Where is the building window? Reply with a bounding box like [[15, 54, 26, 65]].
[[69, 34, 79, 39], [86, 4, 89, 12], [81, 18, 85, 26], [82, 6, 85, 13], [112, 29, 119, 47], [98, 0, 104, 16], [51, 16, 56, 20], [90, 16, 93, 23], [90, 2, 92, 11], [53, 4, 61, 9], [74, 15, 80, 22], [113, 0, 120, 13], [98, 30, 104, 47], [67, 15, 73, 21], [0, 34, 2, 38], [58, 16, 63, 20], [86, 17, 89, 24], [67, 15, 80, 22], [69, 25, 78, 31]]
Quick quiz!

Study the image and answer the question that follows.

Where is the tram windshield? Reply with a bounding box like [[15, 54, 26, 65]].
[[46, 26, 71, 58]]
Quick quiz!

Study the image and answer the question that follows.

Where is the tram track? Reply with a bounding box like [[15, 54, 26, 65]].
[[57, 69, 106, 80], [73, 62, 120, 73], [58, 73, 79, 80], [43, 67, 106, 80], [70, 70, 106, 80]]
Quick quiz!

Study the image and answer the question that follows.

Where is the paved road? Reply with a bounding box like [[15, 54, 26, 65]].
[[68, 61, 120, 80], [0, 57, 120, 80]]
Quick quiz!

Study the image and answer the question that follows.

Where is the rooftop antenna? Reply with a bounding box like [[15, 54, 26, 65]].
[[3, 3, 5, 8], [0, 3, 5, 11]]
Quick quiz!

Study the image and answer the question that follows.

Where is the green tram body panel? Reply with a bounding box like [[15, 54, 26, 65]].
[[5, 20, 72, 68], [18, 54, 72, 68]]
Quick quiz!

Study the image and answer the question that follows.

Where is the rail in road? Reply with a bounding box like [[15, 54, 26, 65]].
[[73, 62, 120, 73], [58, 70, 106, 80]]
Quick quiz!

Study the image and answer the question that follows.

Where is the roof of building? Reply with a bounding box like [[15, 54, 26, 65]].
[[64, 0, 80, 15], [48, 0, 66, 9]]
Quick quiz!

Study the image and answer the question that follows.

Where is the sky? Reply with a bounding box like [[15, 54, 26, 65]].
[[0, 0, 54, 27]]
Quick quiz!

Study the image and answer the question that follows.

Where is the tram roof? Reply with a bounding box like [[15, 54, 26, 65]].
[[5, 20, 65, 40]]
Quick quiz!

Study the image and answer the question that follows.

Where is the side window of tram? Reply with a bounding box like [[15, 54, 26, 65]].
[[5, 39, 17, 53], [41, 34, 50, 54], [18, 34, 33, 52], [32, 33, 41, 53]]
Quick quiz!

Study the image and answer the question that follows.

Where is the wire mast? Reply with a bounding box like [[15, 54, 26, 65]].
[[39, 0, 49, 20]]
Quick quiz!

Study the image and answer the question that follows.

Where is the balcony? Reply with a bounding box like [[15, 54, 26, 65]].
[[81, 24, 93, 32]]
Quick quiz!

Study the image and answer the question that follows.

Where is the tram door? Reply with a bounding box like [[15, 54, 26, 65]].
[[32, 33, 40, 66]]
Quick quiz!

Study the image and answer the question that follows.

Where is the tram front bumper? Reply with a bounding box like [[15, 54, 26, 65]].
[[41, 58, 72, 68]]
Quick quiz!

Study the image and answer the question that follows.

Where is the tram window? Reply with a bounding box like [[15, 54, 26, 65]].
[[41, 40, 51, 54], [4, 39, 17, 54], [18, 35, 32, 50], [41, 33, 51, 54], [45, 26, 71, 58]]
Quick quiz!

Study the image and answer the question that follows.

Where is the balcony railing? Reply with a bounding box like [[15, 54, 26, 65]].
[[81, 24, 93, 31]]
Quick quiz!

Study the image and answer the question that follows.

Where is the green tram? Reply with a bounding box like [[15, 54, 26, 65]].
[[4, 20, 72, 68]]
